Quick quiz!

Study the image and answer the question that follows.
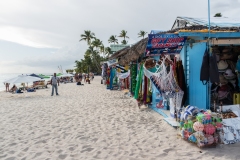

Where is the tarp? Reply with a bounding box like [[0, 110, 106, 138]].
[[29, 73, 44, 79], [107, 59, 118, 66], [145, 34, 186, 56], [172, 17, 240, 30], [116, 64, 127, 73]]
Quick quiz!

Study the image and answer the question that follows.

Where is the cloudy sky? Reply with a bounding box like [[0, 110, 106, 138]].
[[0, 0, 239, 74]]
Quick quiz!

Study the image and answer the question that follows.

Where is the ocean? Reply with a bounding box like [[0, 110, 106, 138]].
[[0, 73, 52, 91]]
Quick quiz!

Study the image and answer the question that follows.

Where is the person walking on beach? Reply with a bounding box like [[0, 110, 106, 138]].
[[74, 73, 78, 82], [5, 83, 10, 92], [86, 74, 90, 84], [83, 74, 86, 83], [78, 73, 83, 82], [50, 73, 59, 96], [90, 73, 94, 81]]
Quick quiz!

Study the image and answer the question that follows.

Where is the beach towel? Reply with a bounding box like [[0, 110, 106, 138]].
[[27, 88, 35, 92]]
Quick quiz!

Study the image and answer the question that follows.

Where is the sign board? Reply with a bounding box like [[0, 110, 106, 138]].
[[146, 34, 187, 56]]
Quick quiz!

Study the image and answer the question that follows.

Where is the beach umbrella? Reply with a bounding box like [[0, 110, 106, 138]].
[[57, 73, 73, 77], [42, 75, 50, 79], [56, 73, 63, 76], [3, 75, 42, 84], [39, 74, 50, 79], [29, 73, 44, 79]]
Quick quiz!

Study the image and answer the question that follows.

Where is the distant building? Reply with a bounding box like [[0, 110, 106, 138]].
[[110, 44, 130, 54]]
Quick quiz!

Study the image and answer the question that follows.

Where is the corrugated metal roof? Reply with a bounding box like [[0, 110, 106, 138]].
[[150, 30, 165, 34], [110, 44, 130, 52], [172, 17, 240, 30]]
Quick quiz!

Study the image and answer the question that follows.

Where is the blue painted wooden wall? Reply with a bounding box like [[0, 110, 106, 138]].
[[182, 42, 208, 109]]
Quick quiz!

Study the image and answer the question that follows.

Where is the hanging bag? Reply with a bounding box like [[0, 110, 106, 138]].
[[200, 49, 209, 85], [209, 53, 220, 83]]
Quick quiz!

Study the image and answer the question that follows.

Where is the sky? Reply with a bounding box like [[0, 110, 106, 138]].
[[0, 0, 240, 74]]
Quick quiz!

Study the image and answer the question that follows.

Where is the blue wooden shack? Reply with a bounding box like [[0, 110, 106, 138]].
[[173, 17, 240, 110], [150, 17, 240, 125]]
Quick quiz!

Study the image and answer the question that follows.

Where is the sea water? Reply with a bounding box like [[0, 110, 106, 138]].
[[0, 73, 52, 91]]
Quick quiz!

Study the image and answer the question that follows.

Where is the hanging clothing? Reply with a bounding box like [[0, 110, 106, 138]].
[[143, 76, 148, 103], [176, 60, 187, 106], [134, 64, 144, 100], [131, 64, 137, 94], [209, 53, 220, 83], [146, 79, 152, 104], [200, 49, 210, 85]]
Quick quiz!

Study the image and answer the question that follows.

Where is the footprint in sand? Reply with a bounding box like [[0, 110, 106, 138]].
[[58, 154, 67, 159]]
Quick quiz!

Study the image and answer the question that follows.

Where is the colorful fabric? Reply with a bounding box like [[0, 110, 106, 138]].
[[130, 64, 137, 94], [143, 76, 148, 103], [134, 64, 144, 100]]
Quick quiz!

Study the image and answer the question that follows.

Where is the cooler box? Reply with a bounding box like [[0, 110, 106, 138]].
[[233, 93, 240, 104]]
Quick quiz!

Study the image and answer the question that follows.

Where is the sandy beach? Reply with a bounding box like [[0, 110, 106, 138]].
[[0, 76, 240, 160]]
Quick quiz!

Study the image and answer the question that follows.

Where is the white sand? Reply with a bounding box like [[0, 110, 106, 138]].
[[0, 76, 240, 160]]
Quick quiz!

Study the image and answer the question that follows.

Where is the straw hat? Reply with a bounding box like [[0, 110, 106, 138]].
[[222, 48, 231, 53], [219, 74, 228, 85], [217, 60, 228, 71], [224, 69, 236, 80]]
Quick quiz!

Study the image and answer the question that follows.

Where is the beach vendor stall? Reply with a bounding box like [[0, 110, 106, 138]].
[[142, 32, 187, 119], [115, 64, 130, 90], [106, 59, 118, 90], [132, 17, 240, 127], [164, 16, 240, 146]]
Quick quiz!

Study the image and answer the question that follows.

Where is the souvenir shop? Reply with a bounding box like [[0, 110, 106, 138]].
[[136, 31, 240, 147], [177, 29, 240, 146], [106, 17, 240, 147], [101, 59, 130, 90]]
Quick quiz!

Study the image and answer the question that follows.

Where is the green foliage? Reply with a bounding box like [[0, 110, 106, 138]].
[[214, 13, 222, 17], [91, 39, 103, 49], [75, 50, 107, 74], [138, 30, 147, 39], [119, 30, 129, 40], [108, 35, 118, 44], [78, 30, 130, 74], [79, 30, 96, 45], [105, 47, 112, 57], [66, 69, 74, 73], [121, 39, 128, 45]]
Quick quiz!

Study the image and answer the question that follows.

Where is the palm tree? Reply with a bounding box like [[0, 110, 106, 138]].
[[100, 45, 105, 53], [91, 38, 103, 50], [138, 30, 148, 39], [119, 30, 129, 40], [108, 35, 118, 44], [105, 47, 112, 57], [79, 30, 95, 45], [86, 46, 101, 71], [121, 40, 128, 45]]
